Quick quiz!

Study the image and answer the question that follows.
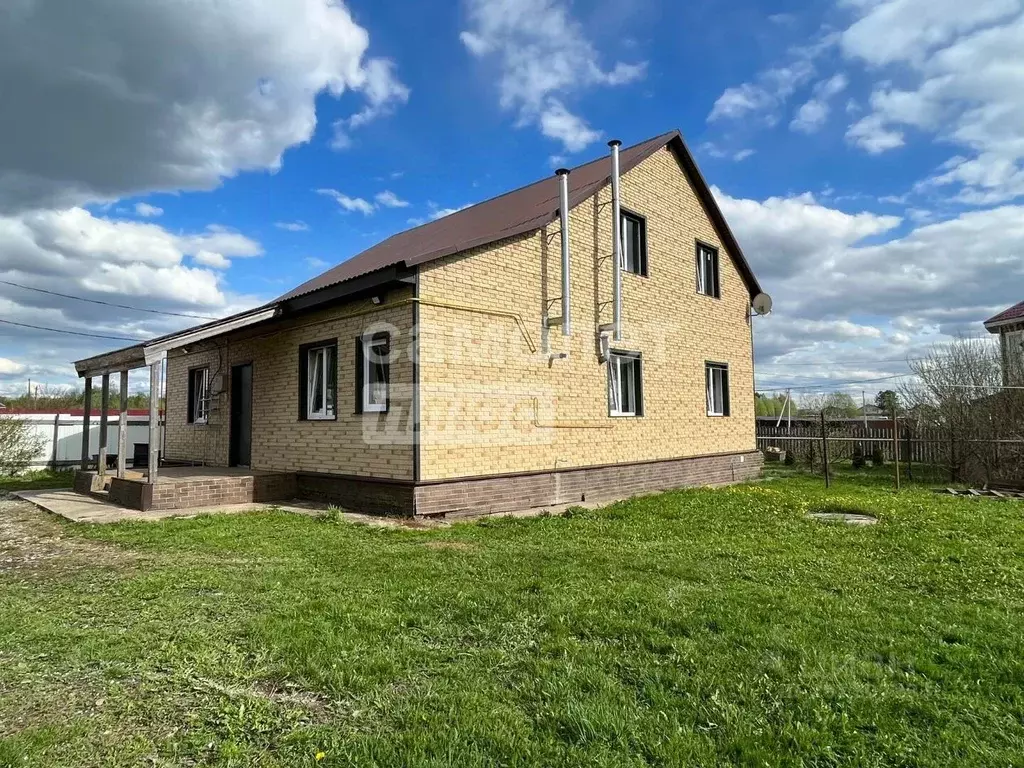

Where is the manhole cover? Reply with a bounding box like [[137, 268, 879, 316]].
[[806, 511, 878, 526]]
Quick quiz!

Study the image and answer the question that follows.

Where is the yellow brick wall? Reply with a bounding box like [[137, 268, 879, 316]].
[[417, 145, 757, 481], [164, 289, 416, 480]]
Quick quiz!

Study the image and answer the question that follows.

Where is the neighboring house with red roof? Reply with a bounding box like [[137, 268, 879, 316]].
[[985, 301, 1024, 385], [73, 130, 768, 517]]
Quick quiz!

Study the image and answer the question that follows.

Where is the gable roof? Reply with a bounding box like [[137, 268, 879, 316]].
[[73, 130, 763, 377], [985, 300, 1024, 331], [279, 130, 762, 302]]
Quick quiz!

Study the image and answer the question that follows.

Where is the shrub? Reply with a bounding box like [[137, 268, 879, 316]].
[[0, 416, 44, 476], [852, 445, 867, 469], [805, 444, 817, 468], [784, 451, 796, 466], [871, 447, 885, 467]]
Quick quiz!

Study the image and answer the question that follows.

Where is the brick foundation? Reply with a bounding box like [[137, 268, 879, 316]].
[[296, 473, 415, 517], [88, 451, 761, 516], [414, 450, 763, 517]]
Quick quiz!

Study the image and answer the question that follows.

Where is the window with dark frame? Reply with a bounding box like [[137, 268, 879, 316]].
[[300, 341, 337, 421], [358, 332, 390, 413], [620, 211, 648, 276], [706, 363, 730, 417], [187, 367, 209, 425], [608, 351, 644, 417], [696, 242, 720, 298]]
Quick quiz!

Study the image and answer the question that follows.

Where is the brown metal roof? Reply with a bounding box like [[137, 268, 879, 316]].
[[278, 130, 762, 302], [985, 300, 1024, 330]]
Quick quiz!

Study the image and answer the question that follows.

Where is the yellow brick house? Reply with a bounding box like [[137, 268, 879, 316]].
[[74, 130, 769, 516]]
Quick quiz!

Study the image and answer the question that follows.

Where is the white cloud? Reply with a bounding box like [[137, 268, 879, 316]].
[[846, 114, 906, 153], [791, 74, 849, 133], [538, 100, 602, 153], [193, 250, 231, 270], [0, 0, 408, 213], [374, 190, 410, 208], [316, 188, 376, 216], [713, 186, 901, 280], [840, 0, 1019, 66], [330, 58, 410, 151], [460, 0, 646, 152], [708, 42, 830, 125], [733, 149, 756, 162], [841, 4, 1024, 202], [134, 202, 163, 218], [720, 188, 1024, 385], [304, 257, 330, 270], [275, 220, 310, 232], [0, 358, 26, 376], [0, 207, 264, 353]]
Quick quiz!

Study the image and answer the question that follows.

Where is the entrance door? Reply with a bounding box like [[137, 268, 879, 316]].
[[230, 363, 253, 467]]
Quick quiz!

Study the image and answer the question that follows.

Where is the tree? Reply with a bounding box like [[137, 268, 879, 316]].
[[899, 335, 1022, 484], [755, 392, 792, 418], [874, 390, 900, 416], [0, 416, 45, 476]]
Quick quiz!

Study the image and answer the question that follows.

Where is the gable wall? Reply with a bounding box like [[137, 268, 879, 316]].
[[416, 145, 757, 481]]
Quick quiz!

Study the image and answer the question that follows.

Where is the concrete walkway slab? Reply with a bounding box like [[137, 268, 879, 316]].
[[12, 490, 323, 525], [10, 490, 443, 529]]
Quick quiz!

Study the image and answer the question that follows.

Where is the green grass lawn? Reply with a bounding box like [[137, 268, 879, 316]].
[[2, 473, 1024, 766], [0, 469, 74, 493]]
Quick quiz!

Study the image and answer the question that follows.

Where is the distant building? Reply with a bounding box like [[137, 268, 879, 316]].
[[985, 301, 1024, 385]]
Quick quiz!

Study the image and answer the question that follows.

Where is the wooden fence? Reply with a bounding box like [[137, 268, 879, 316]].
[[757, 421, 1024, 480]]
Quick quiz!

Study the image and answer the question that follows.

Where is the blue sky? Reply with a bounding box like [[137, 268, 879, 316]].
[[1, 0, 1022, 399]]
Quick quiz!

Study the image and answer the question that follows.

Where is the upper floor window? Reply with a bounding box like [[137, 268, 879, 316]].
[[706, 362, 730, 417], [300, 340, 337, 421], [1006, 329, 1024, 384], [608, 351, 644, 417], [358, 332, 390, 413], [697, 242, 720, 298], [187, 367, 209, 425], [620, 211, 648, 276]]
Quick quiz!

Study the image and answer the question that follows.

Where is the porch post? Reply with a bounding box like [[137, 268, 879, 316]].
[[98, 373, 110, 478], [117, 371, 129, 479], [148, 362, 160, 484], [80, 376, 93, 471]]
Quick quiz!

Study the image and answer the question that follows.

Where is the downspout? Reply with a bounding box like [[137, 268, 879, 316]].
[[609, 140, 623, 341], [556, 168, 572, 337]]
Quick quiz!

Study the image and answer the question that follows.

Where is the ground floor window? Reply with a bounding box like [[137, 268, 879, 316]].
[[301, 341, 337, 420], [608, 351, 644, 417], [706, 362, 730, 417], [187, 367, 209, 424], [359, 332, 390, 413]]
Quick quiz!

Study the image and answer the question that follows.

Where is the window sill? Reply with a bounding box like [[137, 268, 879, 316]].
[[609, 412, 642, 418], [706, 413, 729, 418], [304, 415, 337, 422], [696, 291, 722, 300]]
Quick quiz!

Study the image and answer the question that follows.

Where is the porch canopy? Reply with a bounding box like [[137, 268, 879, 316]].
[[73, 306, 279, 484]]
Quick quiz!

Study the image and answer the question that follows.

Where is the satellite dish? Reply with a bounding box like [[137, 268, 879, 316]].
[[752, 293, 773, 316]]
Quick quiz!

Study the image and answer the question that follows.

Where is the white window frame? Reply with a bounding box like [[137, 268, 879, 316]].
[[306, 344, 336, 420], [706, 363, 729, 417], [191, 367, 210, 425], [1007, 329, 1024, 383], [697, 243, 720, 298], [608, 352, 641, 417], [361, 335, 389, 413], [620, 211, 647, 276]]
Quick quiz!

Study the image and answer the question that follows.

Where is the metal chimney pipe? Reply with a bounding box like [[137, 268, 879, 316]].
[[609, 140, 623, 341], [556, 168, 572, 337]]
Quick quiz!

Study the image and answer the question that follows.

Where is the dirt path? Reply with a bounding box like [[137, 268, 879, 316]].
[[0, 494, 133, 575]]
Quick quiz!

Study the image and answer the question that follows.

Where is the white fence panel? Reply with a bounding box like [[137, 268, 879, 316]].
[[4, 413, 157, 470]]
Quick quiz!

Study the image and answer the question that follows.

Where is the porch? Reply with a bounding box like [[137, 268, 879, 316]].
[[73, 466, 298, 512]]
